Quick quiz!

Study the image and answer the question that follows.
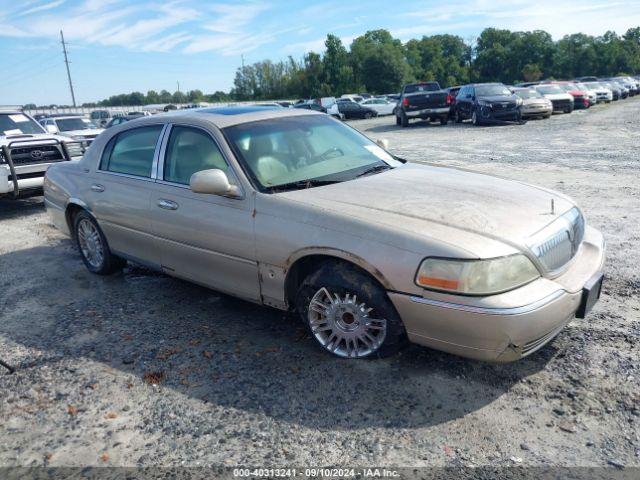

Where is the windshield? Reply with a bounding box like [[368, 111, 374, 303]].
[[514, 89, 543, 99], [0, 113, 46, 135], [404, 83, 439, 93], [56, 118, 92, 131], [557, 84, 576, 92], [475, 85, 511, 96], [224, 115, 401, 191], [536, 85, 564, 95], [576, 83, 590, 90]]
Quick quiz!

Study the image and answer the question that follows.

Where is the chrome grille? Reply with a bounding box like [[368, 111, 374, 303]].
[[529, 208, 585, 272]]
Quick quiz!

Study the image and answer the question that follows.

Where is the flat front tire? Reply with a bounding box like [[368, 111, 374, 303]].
[[295, 262, 407, 359], [74, 210, 125, 275]]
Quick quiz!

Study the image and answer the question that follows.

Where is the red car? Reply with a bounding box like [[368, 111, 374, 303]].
[[551, 82, 591, 109]]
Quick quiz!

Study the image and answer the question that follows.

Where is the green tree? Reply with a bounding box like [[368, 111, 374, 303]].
[[350, 29, 410, 93], [522, 63, 543, 81], [322, 34, 354, 95]]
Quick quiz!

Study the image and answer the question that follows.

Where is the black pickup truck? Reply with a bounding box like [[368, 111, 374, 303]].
[[395, 82, 451, 127]]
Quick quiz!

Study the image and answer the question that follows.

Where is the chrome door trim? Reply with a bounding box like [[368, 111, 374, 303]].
[[409, 290, 565, 316]]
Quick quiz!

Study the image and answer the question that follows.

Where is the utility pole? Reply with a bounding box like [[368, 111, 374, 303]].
[[177, 80, 180, 92], [60, 30, 76, 107], [241, 54, 245, 70]]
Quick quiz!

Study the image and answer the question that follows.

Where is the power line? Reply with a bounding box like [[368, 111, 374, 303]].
[[60, 30, 77, 107]]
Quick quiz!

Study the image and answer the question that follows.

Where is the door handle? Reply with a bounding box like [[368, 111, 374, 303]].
[[157, 199, 179, 210], [91, 184, 105, 192]]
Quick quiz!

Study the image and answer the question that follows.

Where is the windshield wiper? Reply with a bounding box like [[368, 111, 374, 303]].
[[269, 178, 341, 192], [356, 164, 393, 178]]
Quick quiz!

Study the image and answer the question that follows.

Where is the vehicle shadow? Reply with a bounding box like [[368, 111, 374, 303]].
[[366, 120, 472, 134], [0, 196, 44, 221], [0, 243, 556, 431]]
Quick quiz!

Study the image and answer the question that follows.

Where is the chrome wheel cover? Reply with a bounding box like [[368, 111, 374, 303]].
[[77, 218, 104, 269], [308, 287, 387, 358]]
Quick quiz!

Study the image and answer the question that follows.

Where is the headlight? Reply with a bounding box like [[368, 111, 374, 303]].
[[415, 255, 540, 296], [515, 98, 523, 106], [477, 100, 490, 106]]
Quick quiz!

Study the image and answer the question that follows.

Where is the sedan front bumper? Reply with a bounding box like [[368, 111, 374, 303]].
[[389, 226, 605, 362]]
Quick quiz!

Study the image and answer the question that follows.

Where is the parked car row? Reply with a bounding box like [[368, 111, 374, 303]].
[[392, 75, 640, 127]]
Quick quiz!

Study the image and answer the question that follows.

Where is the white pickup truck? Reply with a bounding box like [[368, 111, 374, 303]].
[[1, 109, 84, 198]]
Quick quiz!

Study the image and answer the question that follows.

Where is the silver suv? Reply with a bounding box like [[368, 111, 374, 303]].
[[0, 109, 84, 198]]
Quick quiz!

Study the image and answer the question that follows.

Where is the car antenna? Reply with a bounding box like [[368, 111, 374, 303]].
[[0, 358, 16, 374], [551, 198, 555, 215]]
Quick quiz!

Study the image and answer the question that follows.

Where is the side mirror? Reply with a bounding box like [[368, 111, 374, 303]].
[[189, 169, 241, 198], [376, 138, 389, 150], [46, 125, 58, 133]]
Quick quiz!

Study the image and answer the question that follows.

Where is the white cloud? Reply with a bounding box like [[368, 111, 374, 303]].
[[402, 0, 640, 39], [0, 0, 282, 55], [18, 0, 66, 16]]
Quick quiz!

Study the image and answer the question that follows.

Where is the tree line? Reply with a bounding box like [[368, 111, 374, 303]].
[[80, 26, 640, 107]]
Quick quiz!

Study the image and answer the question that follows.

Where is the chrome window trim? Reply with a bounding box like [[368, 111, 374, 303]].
[[156, 122, 245, 199], [409, 290, 565, 316], [151, 124, 171, 180]]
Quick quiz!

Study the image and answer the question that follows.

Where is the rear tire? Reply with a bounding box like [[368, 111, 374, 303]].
[[455, 109, 463, 123], [400, 112, 409, 128], [395, 115, 401, 126], [440, 116, 448, 126], [295, 262, 407, 359], [74, 210, 126, 275], [364, 112, 372, 119]]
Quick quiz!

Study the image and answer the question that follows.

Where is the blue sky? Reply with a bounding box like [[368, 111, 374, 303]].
[[2, 0, 640, 105]]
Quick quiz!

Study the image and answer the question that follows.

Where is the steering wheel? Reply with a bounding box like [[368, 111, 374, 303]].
[[317, 147, 344, 161]]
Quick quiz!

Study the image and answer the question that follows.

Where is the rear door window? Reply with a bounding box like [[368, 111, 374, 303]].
[[100, 125, 163, 178]]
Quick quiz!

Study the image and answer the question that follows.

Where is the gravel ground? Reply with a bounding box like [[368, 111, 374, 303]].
[[0, 99, 639, 469]]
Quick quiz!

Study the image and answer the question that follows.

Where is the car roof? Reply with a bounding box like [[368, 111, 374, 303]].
[[129, 106, 321, 129]]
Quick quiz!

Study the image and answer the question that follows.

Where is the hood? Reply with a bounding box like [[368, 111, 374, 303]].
[[479, 94, 517, 103], [58, 129, 103, 138], [277, 163, 574, 254], [0, 132, 70, 144]]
